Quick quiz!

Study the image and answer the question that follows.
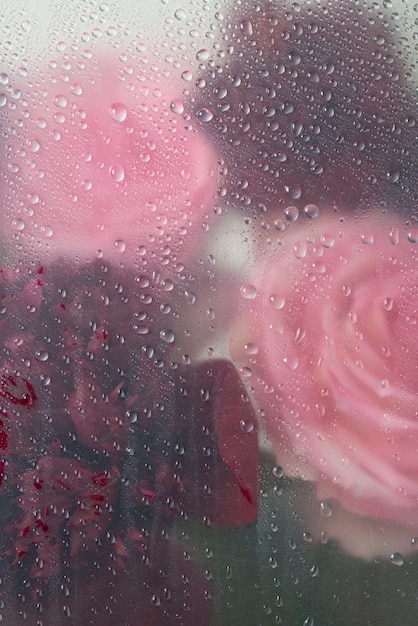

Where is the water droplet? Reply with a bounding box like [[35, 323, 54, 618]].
[[110, 102, 127, 122], [110, 164, 125, 182], [243, 342, 259, 355], [0, 93, 7, 107], [174, 8, 186, 20], [390, 552, 404, 566], [389, 228, 399, 245], [272, 466, 284, 479], [41, 226, 53, 238], [170, 99, 184, 115], [54, 94, 68, 108], [196, 49, 210, 62], [408, 229, 418, 244], [28, 138, 40, 153], [361, 232, 374, 244], [181, 70, 193, 82], [114, 239, 126, 253], [12, 218, 25, 231], [293, 242, 307, 259], [160, 329, 175, 344], [197, 108, 214, 122], [284, 205, 299, 221], [240, 419, 255, 433], [386, 169, 400, 183], [240, 19, 253, 36], [320, 501, 333, 517], [303, 204, 319, 218], [35, 351, 49, 362], [269, 294, 285, 309], [320, 234, 335, 248], [284, 184, 302, 200], [240, 284, 257, 300], [21, 20, 31, 33], [383, 298, 394, 311]]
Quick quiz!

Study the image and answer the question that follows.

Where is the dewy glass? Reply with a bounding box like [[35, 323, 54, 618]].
[[0, 0, 418, 624]]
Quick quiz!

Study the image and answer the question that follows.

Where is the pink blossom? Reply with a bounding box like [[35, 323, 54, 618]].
[[231, 213, 418, 557], [2, 56, 218, 263]]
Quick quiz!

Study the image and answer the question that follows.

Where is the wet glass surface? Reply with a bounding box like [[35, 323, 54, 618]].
[[1, 1, 418, 624]]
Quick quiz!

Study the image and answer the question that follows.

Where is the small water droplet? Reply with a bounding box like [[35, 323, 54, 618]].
[[240, 284, 257, 300], [240, 19, 253, 36], [174, 8, 186, 20], [386, 169, 400, 183], [12, 218, 25, 231], [181, 70, 193, 82], [361, 232, 374, 244], [303, 204, 319, 218], [41, 226, 53, 238], [170, 99, 184, 115], [114, 239, 126, 253], [110, 164, 125, 182], [320, 501, 333, 517], [240, 419, 255, 433], [272, 466, 284, 479], [284, 205, 299, 221], [197, 108, 214, 122], [383, 297, 394, 311], [196, 49, 210, 62], [160, 329, 175, 344], [54, 94, 67, 108], [320, 234, 335, 248], [293, 242, 307, 259], [407, 229, 418, 244], [390, 552, 404, 566], [269, 294, 285, 309], [243, 342, 259, 355], [110, 102, 127, 122]]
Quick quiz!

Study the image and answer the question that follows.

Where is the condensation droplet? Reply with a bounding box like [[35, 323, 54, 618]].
[[284, 205, 299, 221], [114, 239, 126, 253], [408, 229, 418, 244], [269, 294, 285, 309], [12, 218, 25, 231], [110, 164, 125, 182], [390, 553, 404, 567], [110, 102, 127, 122], [196, 49, 210, 62], [361, 232, 374, 244], [160, 329, 175, 344], [389, 228, 399, 245], [170, 99, 184, 115], [54, 94, 67, 108], [320, 234, 335, 248], [240, 419, 255, 433], [197, 108, 214, 122], [174, 8, 186, 20], [243, 342, 259, 355], [303, 204, 319, 218], [240, 284, 257, 300]]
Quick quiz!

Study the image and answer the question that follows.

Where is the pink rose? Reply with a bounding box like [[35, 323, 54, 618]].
[[2, 55, 218, 263], [230, 212, 418, 558]]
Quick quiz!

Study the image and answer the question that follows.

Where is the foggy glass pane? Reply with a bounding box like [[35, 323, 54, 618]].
[[1, 1, 418, 624]]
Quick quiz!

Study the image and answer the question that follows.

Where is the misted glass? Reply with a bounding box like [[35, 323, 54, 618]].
[[1, 1, 418, 624]]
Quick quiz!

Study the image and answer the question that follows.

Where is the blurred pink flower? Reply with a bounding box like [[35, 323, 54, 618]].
[[231, 213, 418, 557], [2, 56, 218, 263]]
